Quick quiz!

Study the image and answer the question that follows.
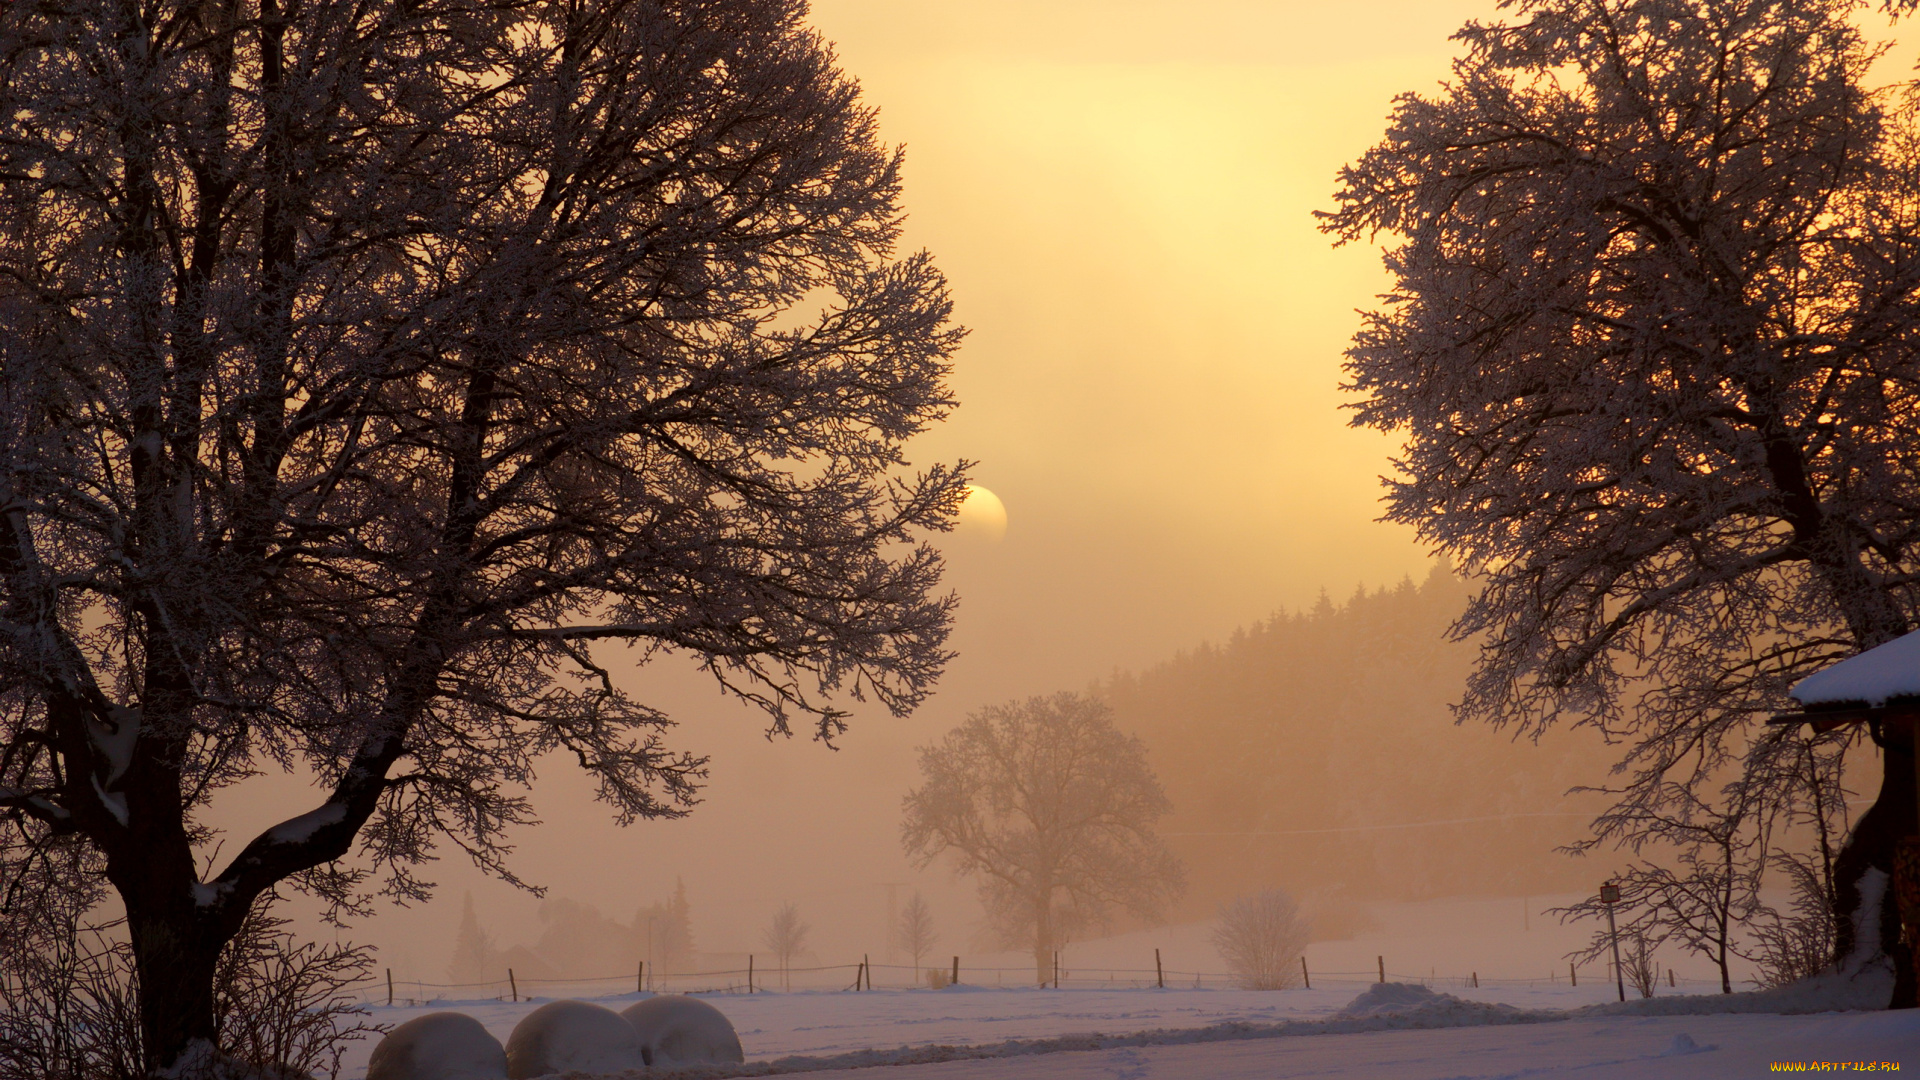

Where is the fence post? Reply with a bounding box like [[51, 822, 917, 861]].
[[1668, 968, 1675, 988], [638, 960, 644, 994], [864, 954, 870, 991], [1471, 972, 1478, 988], [1053, 951, 1060, 989], [1300, 956, 1310, 990], [1155, 948, 1164, 989], [748, 955, 754, 994], [386, 968, 393, 1007], [1377, 956, 1384, 984], [1570, 962, 1577, 987], [509, 968, 517, 1003], [952, 955, 960, 986]]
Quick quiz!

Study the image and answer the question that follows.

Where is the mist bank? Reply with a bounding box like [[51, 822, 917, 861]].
[[1102, 566, 1617, 929]]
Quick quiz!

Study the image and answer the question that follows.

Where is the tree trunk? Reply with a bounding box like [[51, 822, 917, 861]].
[[1032, 897, 1052, 987], [1831, 729, 1918, 1009], [121, 884, 228, 1075]]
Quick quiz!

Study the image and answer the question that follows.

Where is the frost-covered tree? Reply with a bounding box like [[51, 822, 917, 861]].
[[1323, 0, 1920, 1005], [0, 0, 965, 1070], [895, 890, 936, 976], [761, 902, 809, 990], [901, 692, 1183, 984], [1210, 890, 1309, 991]]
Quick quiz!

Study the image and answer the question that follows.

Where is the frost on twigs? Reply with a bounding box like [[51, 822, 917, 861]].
[[0, 0, 965, 1067], [1210, 890, 1310, 991], [1323, 0, 1920, 1001]]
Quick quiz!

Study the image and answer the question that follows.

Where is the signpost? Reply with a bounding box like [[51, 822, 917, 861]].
[[1599, 881, 1624, 1003]]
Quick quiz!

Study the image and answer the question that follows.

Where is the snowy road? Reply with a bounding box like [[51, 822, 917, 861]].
[[780, 1011, 1917, 1079]]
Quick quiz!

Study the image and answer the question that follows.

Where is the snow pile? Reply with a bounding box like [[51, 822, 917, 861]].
[[621, 996, 745, 1066], [504, 1001, 644, 1079], [1577, 961, 1894, 1018], [1659, 1032, 1716, 1056], [367, 1012, 507, 1080], [1324, 982, 1546, 1031]]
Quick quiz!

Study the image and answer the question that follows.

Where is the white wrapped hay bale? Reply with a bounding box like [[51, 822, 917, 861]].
[[620, 995, 745, 1066], [366, 1012, 507, 1080], [504, 1000, 645, 1079]]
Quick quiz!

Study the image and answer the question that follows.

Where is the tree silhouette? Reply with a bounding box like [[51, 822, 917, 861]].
[[902, 693, 1182, 985], [896, 891, 937, 978], [0, 0, 964, 1069], [1325, 0, 1920, 1005], [761, 902, 809, 991]]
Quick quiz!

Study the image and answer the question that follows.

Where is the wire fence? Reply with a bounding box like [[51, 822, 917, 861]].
[[353, 957, 1732, 1007]]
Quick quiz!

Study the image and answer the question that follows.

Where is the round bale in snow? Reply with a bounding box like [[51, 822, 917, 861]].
[[366, 1012, 507, 1080], [504, 999, 645, 1079], [620, 995, 745, 1066]]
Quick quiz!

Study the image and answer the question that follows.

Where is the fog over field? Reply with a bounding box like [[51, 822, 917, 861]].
[[177, 0, 1912, 1011]]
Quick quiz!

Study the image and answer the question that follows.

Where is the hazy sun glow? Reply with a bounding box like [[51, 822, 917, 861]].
[[956, 484, 1009, 542]]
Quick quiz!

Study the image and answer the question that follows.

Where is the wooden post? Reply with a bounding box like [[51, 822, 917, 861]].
[[386, 968, 393, 1007], [638, 960, 645, 994], [1053, 951, 1059, 989], [951, 955, 960, 986], [509, 968, 518, 1003], [1377, 955, 1385, 984], [1155, 948, 1164, 989], [1471, 971, 1478, 988], [1668, 968, 1676, 988], [864, 954, 870, 991], [1300, 956, 1310, 989], [1570, 962, 1577, 987], [748, 955, 754, 994]]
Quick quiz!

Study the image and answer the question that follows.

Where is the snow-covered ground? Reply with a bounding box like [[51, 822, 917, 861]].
[[340, 978, 1918, 1078], [339, 895, 1917, 1078]]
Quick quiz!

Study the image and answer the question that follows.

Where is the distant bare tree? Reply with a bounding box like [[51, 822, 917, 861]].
[[1324, 0, 1920, 1005], [0, 0, 964, 1070], [902, 692, 1183, 984], [1559, 790, 1769, 996], [762, 903, 809, 991], [1210, 890, 1309, 991], [895, 892, 937, 977]]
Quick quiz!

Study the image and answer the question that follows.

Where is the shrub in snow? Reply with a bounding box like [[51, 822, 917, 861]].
[[504, 1000, 643, 1079], [620, 995, 745, 1065], [1210, 890, 1309, 989], [366, 1012, 507, 1080]]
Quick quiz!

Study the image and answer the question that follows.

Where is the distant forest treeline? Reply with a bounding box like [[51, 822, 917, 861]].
[[1102, 566, 1617, 928]]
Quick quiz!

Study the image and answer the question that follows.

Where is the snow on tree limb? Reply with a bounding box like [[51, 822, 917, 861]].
[[0, 0, 966, 1067]]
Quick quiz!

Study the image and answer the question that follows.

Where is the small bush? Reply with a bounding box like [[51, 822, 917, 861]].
[[1211, 890, 1310, 990]]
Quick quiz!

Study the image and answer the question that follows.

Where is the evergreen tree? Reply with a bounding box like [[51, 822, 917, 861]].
[[446, 893, 494, 985]]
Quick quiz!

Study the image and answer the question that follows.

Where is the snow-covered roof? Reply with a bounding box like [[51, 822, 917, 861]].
[[1789, 628, 1920, 709]]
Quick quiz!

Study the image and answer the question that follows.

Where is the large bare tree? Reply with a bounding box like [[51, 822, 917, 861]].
[[902, 692, 1182, 985], [1324, 0, 1920, 1005], [0, 0, 965, 1071]]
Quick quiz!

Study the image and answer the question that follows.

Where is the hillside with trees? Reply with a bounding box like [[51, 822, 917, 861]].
[[1103, 567, 1618, 926]]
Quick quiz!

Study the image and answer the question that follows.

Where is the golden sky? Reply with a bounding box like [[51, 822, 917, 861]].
[[820, 0, 1495, 702], [234, 0, 1566, 981]]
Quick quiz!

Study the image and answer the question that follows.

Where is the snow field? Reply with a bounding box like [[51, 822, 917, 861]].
[[343, 976, 1917, 1079], [344, 895, 1906, 1078]]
